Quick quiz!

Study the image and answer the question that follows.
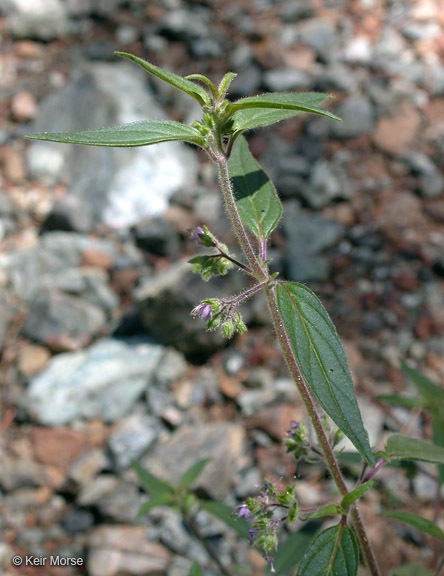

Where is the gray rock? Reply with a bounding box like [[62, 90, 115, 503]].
[[299, 18, 337, 61], [159, 509, 207, 561], [50, 268, 118, 312], [142, 423, 247, 499], [0, 297, 12, 349], [402, 151, 444, 198], [23, 289, 107, 346], [153, 347, 188, 387], [61, 509, 95, 534], [263, 69, 310, 92], [78, 475, 144, 522], [4, 0, 71, 40], [24, 339, 164, 425], [283, 201, 345, 282], [134, 217, 180, 257], [330, 96, 374, 139], [27, 63, 198, 230], [134, 260, 251, 359], [280, 0, 314, 21], [303, 159, 352, 209], [65, 0, 127, 17], [107, 414, 162, 471], [40, 196, 94, 233], [314, 63, 359, 93]]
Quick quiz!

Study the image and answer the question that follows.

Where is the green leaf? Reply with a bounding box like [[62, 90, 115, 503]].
[[228, 136, 282, 244], [340, 481, 374, 510], [115, 52, 209, 105], [400, 360, 444, 403], [188, 562, 204, 576], [131, 461, 174, 498], [389, 564, 432, 576], [296, 525, 358, 576], [386, 434, 444, 464], [377, 394, 427, 409], [228, 109, 303, 135], [275, 282, 374, 467], [179, 458, 211, 489], [199, 500, 248, 538], [136, 493, 175, 519], [383, 511, 444, 542], [26, 120, 205, 148], [266, 525, 318, 575], [226, 92, 341, 122], [305, 504, 341, 521], [432, 413, 444, 485]]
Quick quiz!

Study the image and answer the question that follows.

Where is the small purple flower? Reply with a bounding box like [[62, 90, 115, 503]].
[[288, 420, 299, 437], [265, 556, 276, 573], [248, 528, 258, 544], [190, 226, 205, 244], [191, 303, 213, 321], [234, 504, 250, 519], [260, 482, 270, 496]]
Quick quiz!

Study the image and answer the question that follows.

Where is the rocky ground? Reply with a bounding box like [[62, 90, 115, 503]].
[[1, 0, 444, 574]]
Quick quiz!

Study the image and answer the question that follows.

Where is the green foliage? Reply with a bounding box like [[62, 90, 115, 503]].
[[188, 255, 233, 281], [275, 281, 374, 466], [26, 120, 205, 148], [296, 525, 358, 576], [187, 562, 205, 576], [226, 92, 340, 121], [179, 458, 211, 489], [264, 524, 319, 575], [400, 360, 444, 403], [383, 511, 444, 542], [228, 136, 282, 246], [115, 51, 209, 105], [131, 461, 174, 498], [304, 504, 341, 521], [340, 481, 374, 510], [389, 565, 432, 576], [385, 434, 444, 464]]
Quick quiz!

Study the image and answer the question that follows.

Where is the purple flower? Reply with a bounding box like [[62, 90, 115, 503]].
[[265, 556, 276, 573], [288, 420, 299, 437], [234, 504, 250, 519], [248, 528, 258, 544], [191, 226, 205, 244], [191, 303, 213, 321], [260, 482, 270, 496]]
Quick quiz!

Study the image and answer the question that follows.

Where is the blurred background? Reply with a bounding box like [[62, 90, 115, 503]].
[[1, 0, 444, 574]]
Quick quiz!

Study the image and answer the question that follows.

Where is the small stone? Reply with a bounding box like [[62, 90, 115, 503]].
[[17, 344, 50, 376], [78, 475, 143, 522], [61, 509, 95, 534], [107, 414, 161, 471], [299, 18, 337, 61], [88, 525, 171, 576], [1, 147, 26, 183], [330, 96, 374, 139], [31, 427, 86, 468], [80, 248, 113, 270], [263, 68, 310, 91], [343, 36, 373, 64], [11, 91, 37, 122], [68, 448, 106, 488], [303, 159, 352, 209], [373, 101, 421, 155], [248, 404, 304, 441], [402, 151, 444, 198]]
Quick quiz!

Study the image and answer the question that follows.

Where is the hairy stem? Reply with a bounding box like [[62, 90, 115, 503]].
[[214, 151, 381, 576]]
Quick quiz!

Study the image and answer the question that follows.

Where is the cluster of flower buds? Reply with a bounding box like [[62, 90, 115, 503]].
[[188, 226, 234, 282], [233, 480, 298, 573], [283, 420, 310, 462], [191, 298, 247, 339]]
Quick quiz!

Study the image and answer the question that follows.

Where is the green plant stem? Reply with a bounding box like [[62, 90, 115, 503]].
[[214, 152, 381, 576], [184, 512, 230, 576]]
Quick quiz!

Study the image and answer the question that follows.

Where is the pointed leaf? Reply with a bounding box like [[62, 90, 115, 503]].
[[199, 500, 248, 538], [131, 461, 174, 498], [401, 360, 444, 403], [377, 394, 427, 409], [227, 92, 340, 122], [389, 564, 432, 576], [266, 524, 318, 575], [228, 108, 303, 135], [384, 511, 444, 542], [276, 282, 374, 466], [386, 434, 444, 464], [228, 136, 282, 244], [432, 413, 444, 485], [305, 504, 341, 521], [26, 120, 205, 148], [179, 458, 211, 489], [115, 52, 209, 105], [297, 525, 358, 576], [136, 493, 175, 519], [340, 481, 374, 510], [188, 562, 204, 576]]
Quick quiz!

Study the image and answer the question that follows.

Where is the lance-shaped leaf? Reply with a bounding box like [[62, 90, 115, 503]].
[[384, 511, 444, 542], [131, 461, 174, 498], [188, 562, 204, 576], [377, 394, 427, 409], [115, 52, 209, 105], [228, 109, 303, 135], [400, 360, 444, 403], [136, 493, 175, 519], [340, 481, 374, 510], [228, 136, 282, 245], [226, 92, 341, 122], [26, 120, 205, 148], [179, 458, 211, 489], [385, 434, 444, 464], [276, 282, 374, 466], [297, 525, 358, 576]]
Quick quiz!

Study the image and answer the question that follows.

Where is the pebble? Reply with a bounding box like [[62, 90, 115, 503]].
[[11, 90, 37, 122], [330, 95, 375, 139], [31, 427, 86, 468], [17, 344, 51, 376], [373, 101, 421, 155]]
